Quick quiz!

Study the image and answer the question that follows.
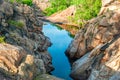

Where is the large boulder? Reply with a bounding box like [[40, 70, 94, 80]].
[[88, 37, 120, 80], [0, 44, 55, 80], [0, 44, 26, 76]]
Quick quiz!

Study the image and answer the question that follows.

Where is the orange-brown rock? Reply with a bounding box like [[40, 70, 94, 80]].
[[46, 5, 76, 25], [32, 0, 50, 11], [66, 8, 120, 59], [0, 44, 57, 80], [0, 44, 26, 75], [66, 0, 120, 80]]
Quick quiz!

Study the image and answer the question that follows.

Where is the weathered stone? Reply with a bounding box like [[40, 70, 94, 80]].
[[70, 52, 92, 80], [34, 74, 63, 80], [66, 9, 120, 59], [99, 0, 120, 15], [35, 51, 54, 73], [88, 37, 120, 80], [0, 43, 26, 75], [32, 0, 50, 11], [34, 59, 46, 75], [66, 0, 120, 80], [0, 0, 55, 80], [102, 0, 114, 6], [109, 71, 120, 80], [47, 5, 76, 24], [0, 1, 13, 16], [18, 55, 35, 80], [0, 43, 54, 80]]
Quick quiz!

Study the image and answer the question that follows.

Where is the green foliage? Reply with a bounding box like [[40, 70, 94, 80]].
[[45, 0, 101, 24], [0, 36, 5, 43], [8, 20, 24, 28], [20, 0, 32, 6], [44, 0, 71, 16], [67, 0, 101, 27], [10, 0, 15, 3], [10, 0, 32, 6], [74, 0, 101, 20]]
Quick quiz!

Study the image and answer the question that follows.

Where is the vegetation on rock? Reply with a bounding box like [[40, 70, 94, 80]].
[[45, 0, 101, 22], [8, 20, 24, 28], [0, 36, 5, 43], [10, 0, 32, 6]]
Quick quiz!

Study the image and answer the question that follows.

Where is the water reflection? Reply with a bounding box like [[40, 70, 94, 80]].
[[42, 23, 73, 80]]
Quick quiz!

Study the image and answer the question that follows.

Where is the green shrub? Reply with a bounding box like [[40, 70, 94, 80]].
[[10, 0, 15, 3], [74, 0, 101, 20], [10, 0, 32, 6], [44, 0, 71, 16], [8, 20, 24, 28], [0, 36, 5, 43], [20, 0, 32, 6], [68, 0, 101, 26], [45, 0, 101, 24]]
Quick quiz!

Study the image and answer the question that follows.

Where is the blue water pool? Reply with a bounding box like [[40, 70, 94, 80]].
[[42, 23, 73, 80]]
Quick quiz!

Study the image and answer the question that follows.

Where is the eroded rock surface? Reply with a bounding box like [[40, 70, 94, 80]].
[[66, 0, 120, 80], [0, 0, 58, 80], [34, 74, 63, 80], [32, 0, 50, 11]]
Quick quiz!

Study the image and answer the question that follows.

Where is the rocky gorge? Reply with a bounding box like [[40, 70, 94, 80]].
[[0, 0, 62, 80], [0, 0, 120, 80], [66, 0, 120, 80]]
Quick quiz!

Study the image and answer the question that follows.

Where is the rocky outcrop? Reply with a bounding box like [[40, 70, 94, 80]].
[[32, 0, 50, 11], [99, 0, 120, 15], [34, 74, 63, 80], [0, 0, 61, 80], [47, 5, 76, 24], [66, 0, 120, 80]]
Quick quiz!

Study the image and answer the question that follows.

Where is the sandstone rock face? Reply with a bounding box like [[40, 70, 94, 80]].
[[0, 44, 54, 80], [88, 38, 120, 80], [47, 5, 76, 24], [32, 0, 50, 11], [66, 5, 120, 59], [66, 0, 120, 79], [0, 44, 26, 74], [0, 0, 55, 80], [99, 0, 120, 15]]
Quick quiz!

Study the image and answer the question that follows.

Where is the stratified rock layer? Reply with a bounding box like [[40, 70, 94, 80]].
[[66, 0, 120, 80]]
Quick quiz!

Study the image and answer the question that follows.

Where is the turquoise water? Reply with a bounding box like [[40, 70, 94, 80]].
[[42, 23, 73, 80]]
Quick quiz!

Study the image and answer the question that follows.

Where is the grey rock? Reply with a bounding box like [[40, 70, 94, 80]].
[[0, 0, 55, 80], [34, 74, 64, 80], [0, 1, 13, 16]]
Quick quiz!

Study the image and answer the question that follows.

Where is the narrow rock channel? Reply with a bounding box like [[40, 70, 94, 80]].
[[42, 23, 73, 80]]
